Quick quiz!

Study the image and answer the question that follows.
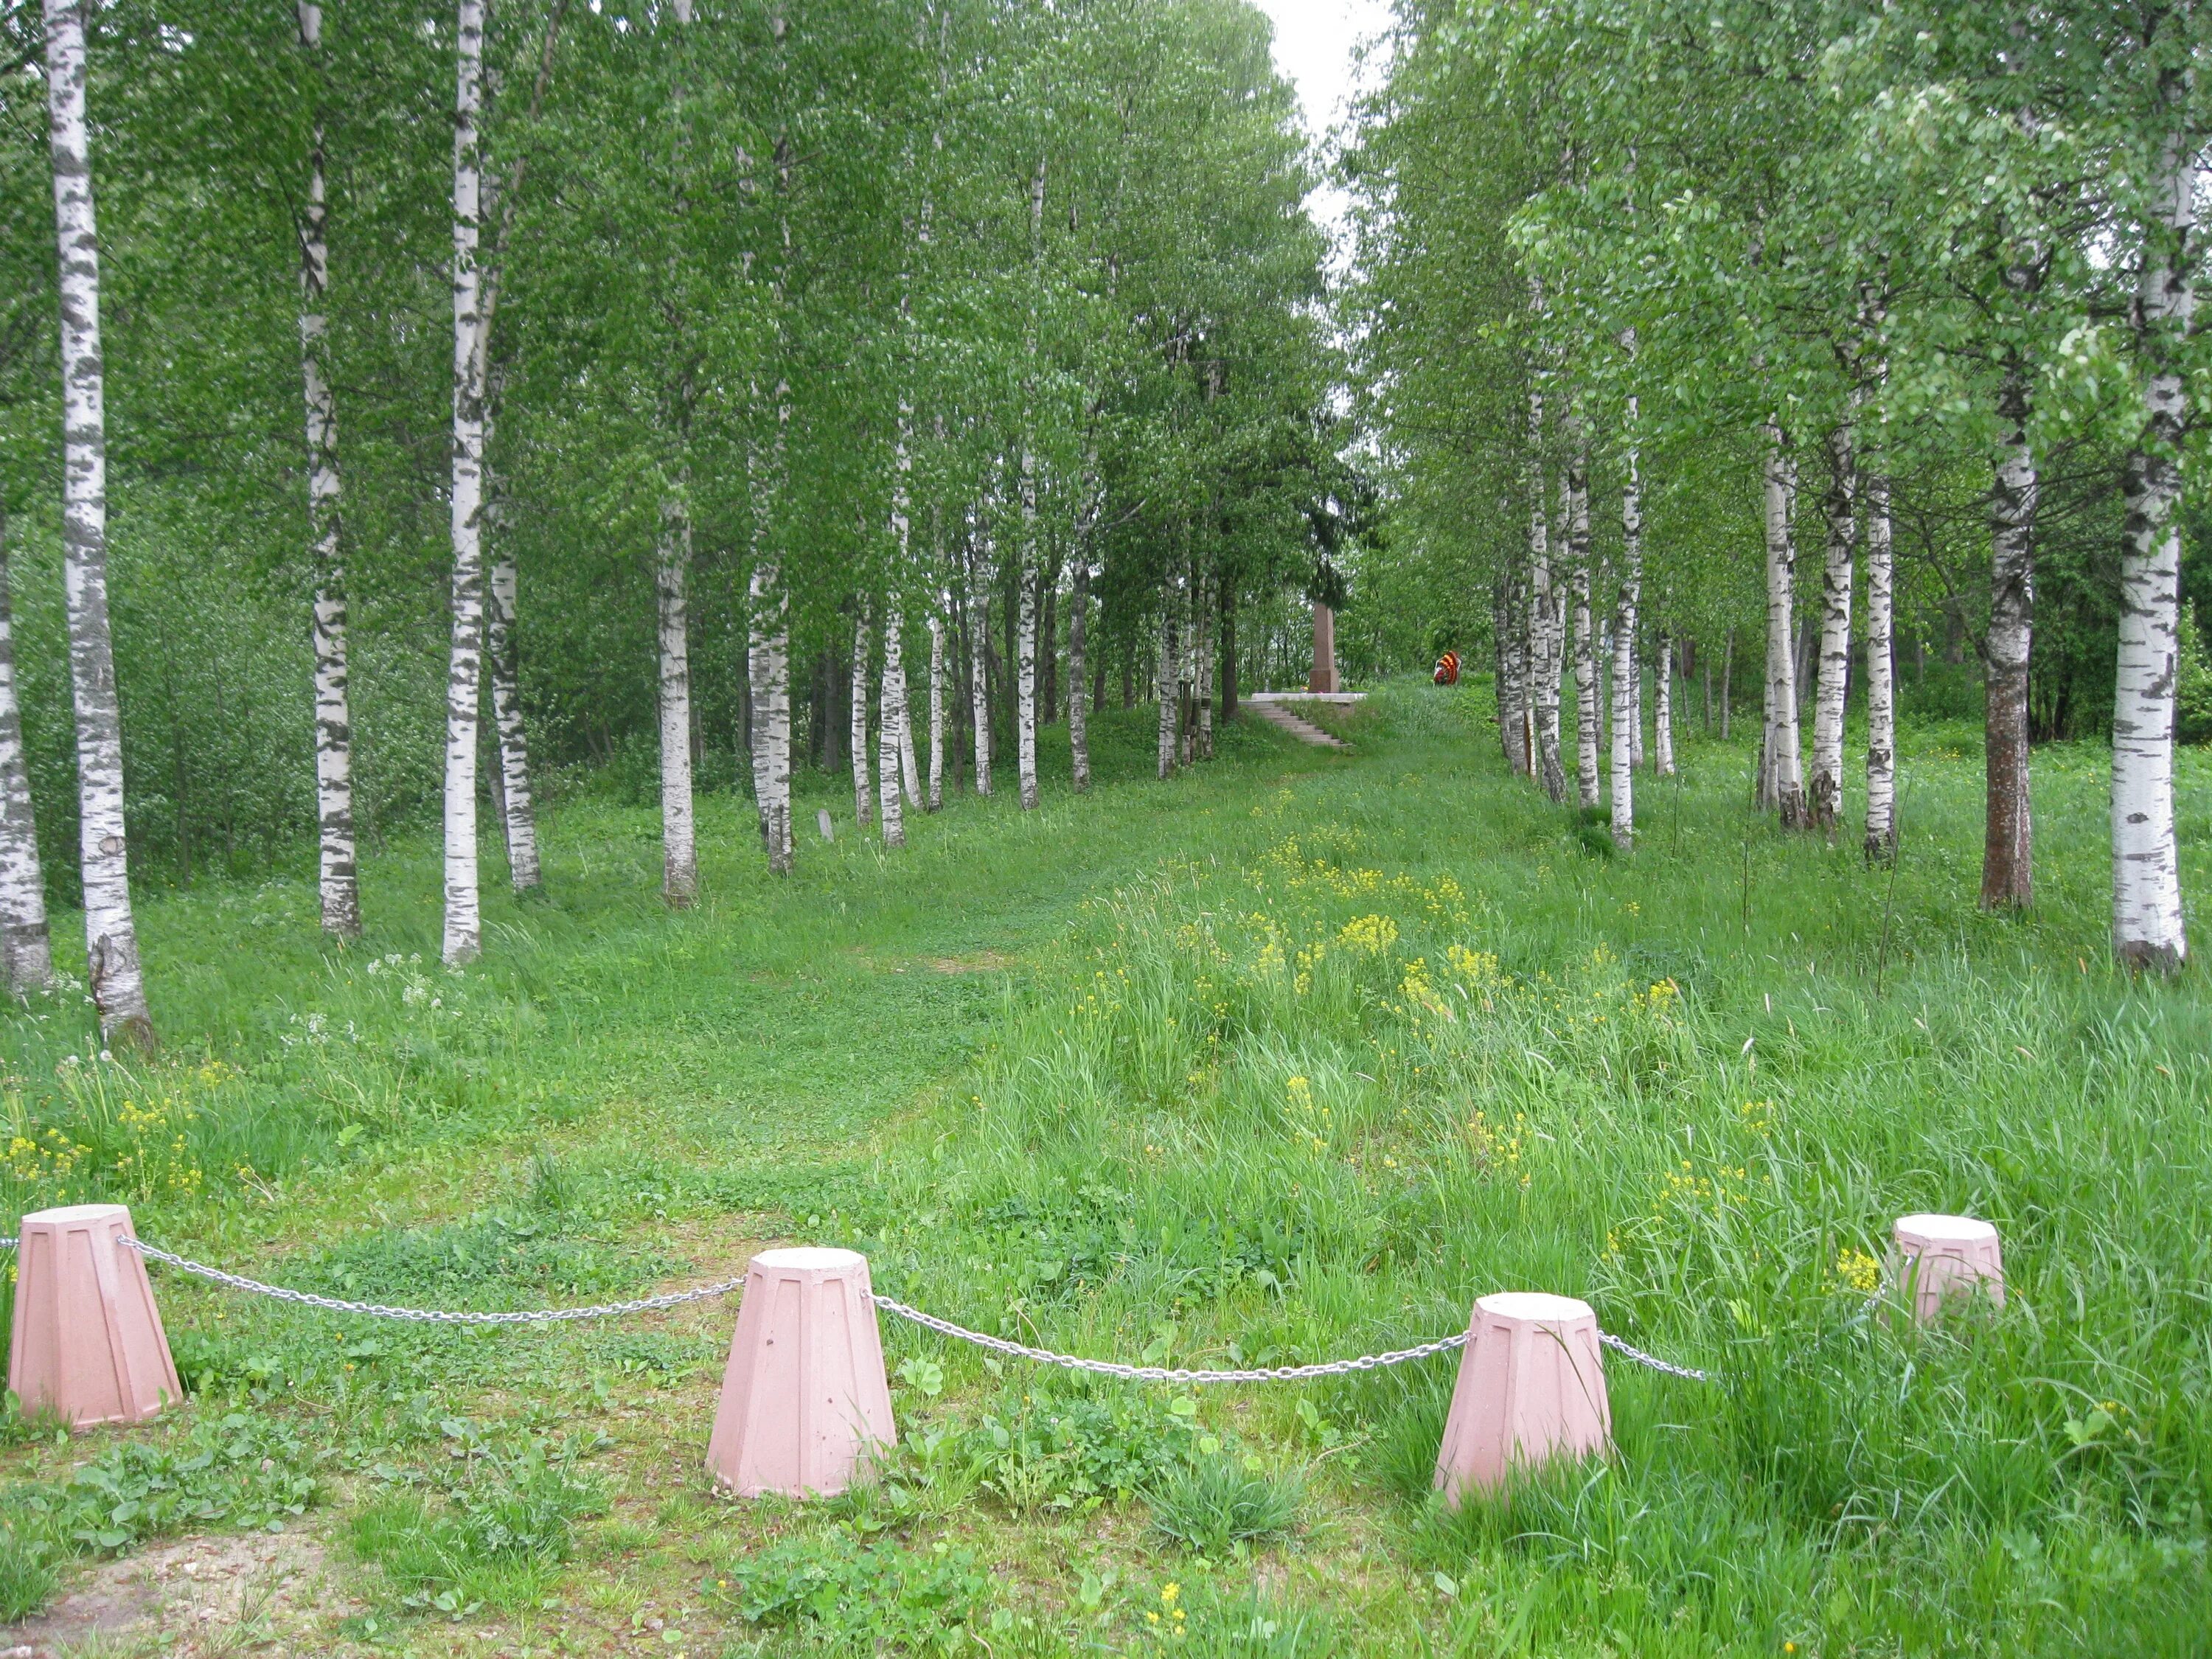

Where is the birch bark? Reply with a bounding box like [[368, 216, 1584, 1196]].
[[878, 595, 906, 847], [1983, 366, 2035, 908], [2112, 82, 2195, 972], [485, 551, 538, 888], [1015, 523, 1038, 810], [1194, 565, 1214, 760], [967, 524, 992, 796], [1809, 420, 1856, 834], [439, 0, 490, 965], [850, 608, 873, 828], [927, 606, 945, 810], [1528, 420, 1564, 801], [1759, 425, 1805, 826], [296, 0, 358, 939], [0, 511, 52, 995], [44, 0, 151, 1045], [657, 493, 697, 902], [1654, 630, 1674, 777], [1610, 403, 1640, 849], [1068, 552, 1091, 791], [1157, 556, 1180, 779], [1863, 469, 1896, 860], [1568, 437, 1599, 810]]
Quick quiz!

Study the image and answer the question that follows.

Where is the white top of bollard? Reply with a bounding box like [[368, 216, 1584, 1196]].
[[752, 1247, 867, 1273], [1477, 1291, 1596, 1325], [1894, 1214, 1998, 1245], [19, 1203, 133, 1226]]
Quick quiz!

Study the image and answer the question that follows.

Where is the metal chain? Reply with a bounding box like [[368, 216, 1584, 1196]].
[[872, 1301, 1478, 1389], [119, 1238, 745, 1326], [872, 1293, 1469, 1382], [1598, 1331, 1714, 1383], [0, 1231, 1735, 1380]]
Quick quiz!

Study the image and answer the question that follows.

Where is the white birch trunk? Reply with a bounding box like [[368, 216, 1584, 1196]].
[[851, 608, 873, 829], [1068, 553, 1091, 791], [1194, 565, 1214, 760], [1015, 152, 1045, 811], [1016, 484, 1040, 810], [927, 608, 945, 811], [1863, 470, 1896, 860], [485, 552, 538, 888], [657, 493, 697, 903], [1528, 411, 1564, 802], [1983, 371, 2035, 907], [1809, 420, 1856, 833], [1568, 438, 1599, 810], [2112, 89, 2194, 971], [296, 0, 358, 940], [44, 0, 150, 1045], [746, 382, 795, 873], [0, 510, 53, 995], [440, 0, 489, 965], [1157, 560, 1180, 779], [1610, 406, 1640, 849], [1654, 630, 1675, 777], [878, 594, 907, 849], [1759, 425, 1805, 826], [967, 528, 992, 796]]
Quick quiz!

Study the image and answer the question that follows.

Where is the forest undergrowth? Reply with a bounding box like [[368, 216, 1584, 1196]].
[[0, 689, 2206, 1656]]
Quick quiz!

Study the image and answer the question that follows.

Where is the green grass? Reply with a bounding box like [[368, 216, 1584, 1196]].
[[0, 689, 2208, 1655]]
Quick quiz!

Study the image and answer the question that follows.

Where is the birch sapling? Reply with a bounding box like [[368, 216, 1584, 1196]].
[[2112, 77, 2196, 972], [0, 509, 53, 995], [296, 0, 358, 939], [43, 0, 152, 1046], [1809, 420, 1857, 835]]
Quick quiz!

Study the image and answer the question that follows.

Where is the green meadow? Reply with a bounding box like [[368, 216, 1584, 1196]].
[[0, 686, 2206, 1657]]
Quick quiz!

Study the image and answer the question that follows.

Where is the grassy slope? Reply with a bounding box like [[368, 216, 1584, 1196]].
[[0, 689, 2208, 1656]]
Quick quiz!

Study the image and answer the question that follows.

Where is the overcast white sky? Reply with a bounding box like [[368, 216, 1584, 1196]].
[[1251, 0, 1393, 251]]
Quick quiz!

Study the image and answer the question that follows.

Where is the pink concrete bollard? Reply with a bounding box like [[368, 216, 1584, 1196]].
[[7, 1203, 181, 1428], [1433, 1292, 1611, 1506], [1892, 1214, 2004, 1324], [706, 1247, 896, 1498]]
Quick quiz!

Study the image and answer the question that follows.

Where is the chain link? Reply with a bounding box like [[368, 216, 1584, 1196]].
[[119, 1238, 745, 1326], [872, 1293, 1470, 1382], [1598, 1331, 1714, 1382]]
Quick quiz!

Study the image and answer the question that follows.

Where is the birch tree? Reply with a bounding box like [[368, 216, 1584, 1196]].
[[296, 0, 359, 939], [441, 0, 490, 966], [2110, 67, 2196, 973], [1807, 420, 1855, 835], [43, 0, 153, 1047], [0, 510, 52, 997], [1862, 468, 1896, 860], [1609, 397, 1640, 849]]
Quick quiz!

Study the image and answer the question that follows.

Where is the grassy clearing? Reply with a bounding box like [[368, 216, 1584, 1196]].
[[0, 689, 2207, 1655]]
